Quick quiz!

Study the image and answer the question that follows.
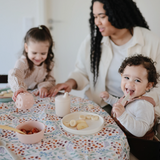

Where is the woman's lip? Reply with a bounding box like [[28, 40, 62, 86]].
[[35, 60, 41, 63], [99, 28, 104, 32]]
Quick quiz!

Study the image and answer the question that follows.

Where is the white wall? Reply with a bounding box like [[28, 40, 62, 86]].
[[45, 0, 90, 97], [0, 0, 45, 75], [135, 0, 160, 37], [0, 0, 160, 92]]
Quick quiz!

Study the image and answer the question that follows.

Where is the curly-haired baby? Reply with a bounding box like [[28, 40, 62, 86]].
[[100, 54, 160, 140]]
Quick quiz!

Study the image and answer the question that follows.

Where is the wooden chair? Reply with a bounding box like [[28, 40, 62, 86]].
[[0, 75, 8, 83]]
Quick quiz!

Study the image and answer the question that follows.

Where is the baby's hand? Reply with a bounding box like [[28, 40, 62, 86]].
[[112, 103, 125, 118], [13, 88, 27, 102], [100, 91, 109, 101], [35, 87, 48, 98]]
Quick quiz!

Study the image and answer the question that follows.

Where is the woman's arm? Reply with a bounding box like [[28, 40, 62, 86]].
[[48, 79, 77, 97]]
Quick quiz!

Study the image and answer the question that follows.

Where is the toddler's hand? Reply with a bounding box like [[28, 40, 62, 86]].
[[100, 91, 109, 101], [112, 103, 125, 118], [12, 88, 27, 102], [36, 87, 48, 98]]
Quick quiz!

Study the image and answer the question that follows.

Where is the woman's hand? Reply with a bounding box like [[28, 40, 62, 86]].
[[48, 79, 77, 97], [35, 87, 48, 98], [112, 103, 125, 118], [100, 91, 109, 101], [12, 88, 27, 102]]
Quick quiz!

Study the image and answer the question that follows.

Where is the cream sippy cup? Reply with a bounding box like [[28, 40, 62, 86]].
[[55, 92, 70, 117], [15, 92, 34, 110]]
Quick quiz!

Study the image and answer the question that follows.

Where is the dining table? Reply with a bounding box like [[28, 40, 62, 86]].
[[0, 90, 130, 160]]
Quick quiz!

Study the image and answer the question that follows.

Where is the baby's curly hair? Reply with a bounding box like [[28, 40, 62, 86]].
[[118, 54, 160, 87], [89, 0, 150, 86]]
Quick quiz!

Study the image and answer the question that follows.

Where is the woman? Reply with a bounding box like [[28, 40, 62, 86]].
[[49, 0, 160, 116]]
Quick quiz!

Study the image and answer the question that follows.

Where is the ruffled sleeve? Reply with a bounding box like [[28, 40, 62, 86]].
[[8, 56, 28, 92]]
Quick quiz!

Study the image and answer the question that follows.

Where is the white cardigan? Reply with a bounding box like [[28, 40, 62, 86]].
[[69, 27, 160, 116]]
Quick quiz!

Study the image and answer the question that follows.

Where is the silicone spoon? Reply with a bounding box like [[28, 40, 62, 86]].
[[113, 92, 130, 118], [121, 92, 130, 106], [0, 140, 20, 160], [0, 125, 26, 134]]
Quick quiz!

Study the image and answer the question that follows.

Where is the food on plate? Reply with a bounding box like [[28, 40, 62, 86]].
[[85, 115, 91, 120], [88, 104, 94, 109], [76, 119, 86, 124], [91, 115, 99, 121], [3, 93, 13, 97], [79, 115, 85, 119], [7, 89, 12, 93], [76, 122, 89, 130], [69, 119, 77, 127], [63, 121, 70, 127], [80, 114, 99, 121], [63, 114, 99, 130], [20, 128, 40, 134], [0, 89, 13, 97], [1, 91, 7, 94]]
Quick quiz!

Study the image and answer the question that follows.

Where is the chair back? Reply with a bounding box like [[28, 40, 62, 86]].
[[0, 75, 8, 83]]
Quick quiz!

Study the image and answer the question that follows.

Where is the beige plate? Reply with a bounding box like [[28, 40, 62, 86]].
[[61, 112, 104, 135]]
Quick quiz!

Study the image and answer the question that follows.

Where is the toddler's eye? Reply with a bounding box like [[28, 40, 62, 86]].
[[124, 77, 129, 80], [135, 79, 140, 82], [41, 53, 47, 55]]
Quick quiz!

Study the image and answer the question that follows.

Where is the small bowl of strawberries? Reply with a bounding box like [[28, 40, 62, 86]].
[[16, 121, 45, 144]]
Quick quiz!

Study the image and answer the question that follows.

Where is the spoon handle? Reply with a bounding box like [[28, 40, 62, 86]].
[[121, 92, 130, 106], [4, 145, 21, 160], [113, 92, 130, 118], [0, 125, 25, 134]]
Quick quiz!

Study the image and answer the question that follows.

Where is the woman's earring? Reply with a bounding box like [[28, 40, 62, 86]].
[[146, 89, 150, 92]]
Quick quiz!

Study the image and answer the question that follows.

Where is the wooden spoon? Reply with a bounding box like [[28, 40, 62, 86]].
[[0, 125, 26, 134]]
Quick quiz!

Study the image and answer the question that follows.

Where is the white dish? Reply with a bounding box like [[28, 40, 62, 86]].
[[61, 112, 104, 135]]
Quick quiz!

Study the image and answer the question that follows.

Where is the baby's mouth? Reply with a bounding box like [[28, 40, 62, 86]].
[[126, 88, 134, 95]]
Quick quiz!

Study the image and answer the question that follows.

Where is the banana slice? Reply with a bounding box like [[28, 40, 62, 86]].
[[85, 115, 91, 120], [63, 121, 70, 127], [76, 122, 88, 130], [76, 119, 86, 124], [69, 119, 77, 127], [7, 89, 12, 93], [91, 115, 99, 121], [88, 104, 94, 109], [79, 115, 85, 120], [1, 91, 7, 94], [3, 93, 13, 97]]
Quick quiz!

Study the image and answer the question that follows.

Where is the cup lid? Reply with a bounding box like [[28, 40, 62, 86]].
[[55, 92, 70, 101]]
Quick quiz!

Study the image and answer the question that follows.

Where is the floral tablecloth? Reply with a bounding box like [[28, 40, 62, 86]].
[[0, 93, 130, 160]]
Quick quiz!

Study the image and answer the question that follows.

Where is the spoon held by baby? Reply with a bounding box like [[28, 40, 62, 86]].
[[113, 92, 130, 118]]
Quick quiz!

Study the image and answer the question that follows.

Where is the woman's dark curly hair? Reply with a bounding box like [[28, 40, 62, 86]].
[[89, 0, 150, 86], [23, 25, 54, 72], [118, 54, 160, 87]]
